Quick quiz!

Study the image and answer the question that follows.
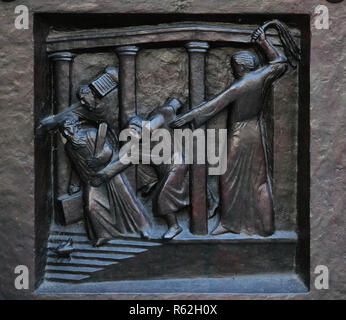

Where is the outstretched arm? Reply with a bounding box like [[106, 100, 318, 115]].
[[89, 150, 131, 187], [90, 113, 168, 187], [88, 127, 140, 187], [36, 102, 81, 135], [145, 113, 165, 132], [87, 146, 114, 169], [171, 80, 244, 128]]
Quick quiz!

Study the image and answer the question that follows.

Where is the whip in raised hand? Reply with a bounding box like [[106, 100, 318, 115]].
[[171, 20, 300, 237]]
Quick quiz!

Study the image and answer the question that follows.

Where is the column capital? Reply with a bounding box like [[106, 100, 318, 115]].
[[185, 41, 209, 53], [115, 45, 139, 56], [49, 51, 75, 62]]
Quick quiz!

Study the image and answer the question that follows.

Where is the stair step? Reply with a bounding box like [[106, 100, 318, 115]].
[[46, 265, 102, 273], [45, 273, 90, 282], [47, 257, 116, 267], [48, 242, 148, 253], [50, 222, 85, 233], [49, 235, 89, 242], [108, 239, 161, 247], [49, 234, 161, 247], [70, 251, 134, 261]]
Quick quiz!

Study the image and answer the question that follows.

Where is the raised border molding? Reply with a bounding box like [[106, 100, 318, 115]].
[[46, 23, 300, 52]]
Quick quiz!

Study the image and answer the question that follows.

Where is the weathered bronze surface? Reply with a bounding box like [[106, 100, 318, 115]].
[[172, 21, 300, 237], [0, 1, 345, 300], [32, 18, 306, 290], [38, 21, 298, 242]]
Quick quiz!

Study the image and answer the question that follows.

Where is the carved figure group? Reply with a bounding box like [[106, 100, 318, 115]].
[[38, 21, 300, 243]]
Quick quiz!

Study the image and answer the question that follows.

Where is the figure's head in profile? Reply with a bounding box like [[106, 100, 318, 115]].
[[78, 85, 97, 111], [231, 51, 260, 79]]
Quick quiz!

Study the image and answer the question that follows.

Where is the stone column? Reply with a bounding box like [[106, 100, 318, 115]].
[[115, 46, 139, 191], [49, 52, 74, 203], [185, 41, 209, 235]]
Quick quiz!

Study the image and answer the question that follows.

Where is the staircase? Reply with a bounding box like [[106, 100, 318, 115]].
[[45, 228, 161, 283]]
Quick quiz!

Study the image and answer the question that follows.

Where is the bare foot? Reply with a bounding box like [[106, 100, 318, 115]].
[[162, 225, 182, 240], [211, 224, 229, 235], [140, 230, 151, 240], [93, 238, 109, 247]]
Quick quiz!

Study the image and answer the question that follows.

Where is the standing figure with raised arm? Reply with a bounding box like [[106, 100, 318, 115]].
[[171, 21, 300, 236]]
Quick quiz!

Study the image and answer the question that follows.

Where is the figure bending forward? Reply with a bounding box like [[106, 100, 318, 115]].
[[61, 118, 150, 246]]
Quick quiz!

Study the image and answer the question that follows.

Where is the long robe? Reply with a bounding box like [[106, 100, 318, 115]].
[[148, 105, 189, 217], [220, 118, 271, 235], [180, 61, 287, 236], [66, 126, 149, 240]]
